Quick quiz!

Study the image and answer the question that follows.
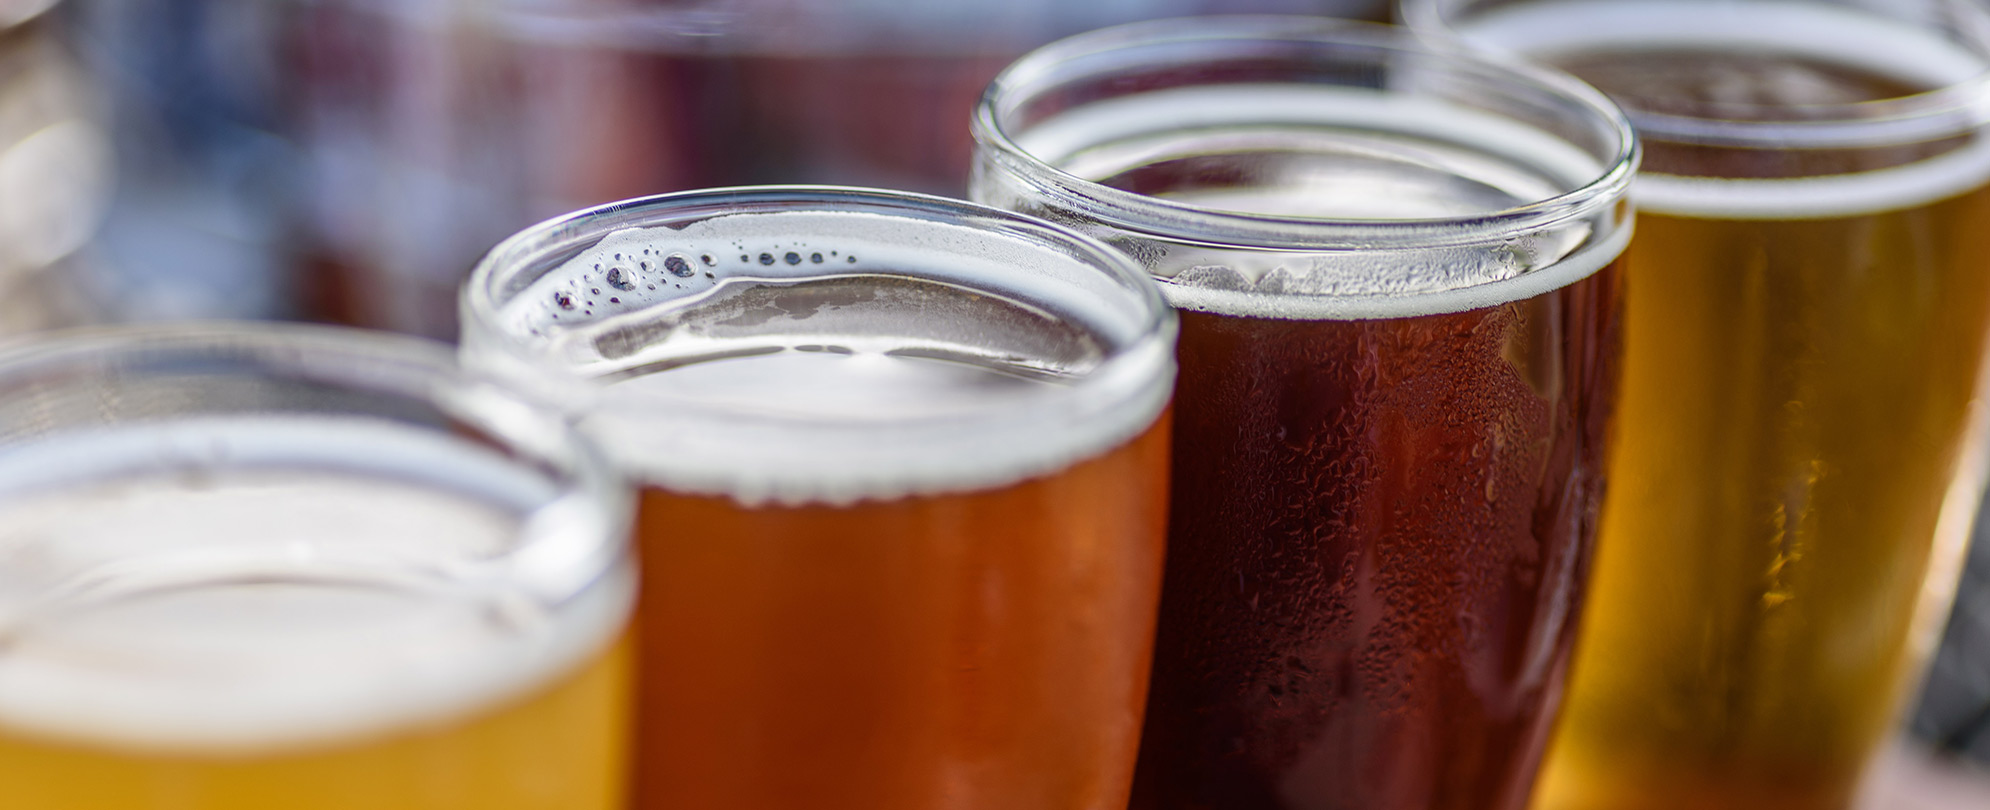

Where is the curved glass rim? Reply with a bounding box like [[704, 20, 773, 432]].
[[464, 183, 1176, 362], [1399, 0, 1990, 149], [970, 15, 1639, 252], [0, 320, 632, 606]]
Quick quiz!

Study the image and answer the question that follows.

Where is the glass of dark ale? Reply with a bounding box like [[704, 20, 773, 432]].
[[460, 187, 1178, 810], [1404, 2, 1990, 809], [0, 323, 634, 810], [972, 17, 1637, 810]]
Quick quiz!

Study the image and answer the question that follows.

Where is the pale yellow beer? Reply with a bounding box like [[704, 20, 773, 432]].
[[1408, 2, 1990, 808], [0, 326, 633, 810]]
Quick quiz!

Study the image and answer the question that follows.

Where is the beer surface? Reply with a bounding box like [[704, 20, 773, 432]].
[[1014, 78, 1628, 810], [1013, 85, 1625, 319], [0, 420, 631, 809], [488, 211, 1172, 505], [1449, 4, 1990, 810]]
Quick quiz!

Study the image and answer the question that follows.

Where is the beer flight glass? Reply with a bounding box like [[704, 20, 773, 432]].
[[0, 324, 633, 810], [1402, 1, 1990, 809], [460, 187, 1177, 810], [972, 17, 1636, 810]]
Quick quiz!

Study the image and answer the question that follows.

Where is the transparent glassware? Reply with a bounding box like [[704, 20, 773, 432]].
[[0, 322, 633, 809], [1404, 1, 1990, 808], [462, 185, 1177, 810], [972, 16, 1636, 810]]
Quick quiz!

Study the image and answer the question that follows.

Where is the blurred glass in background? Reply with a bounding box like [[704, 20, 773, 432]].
[[0, 0, 108, 335], [66, 0, 1385, 337]]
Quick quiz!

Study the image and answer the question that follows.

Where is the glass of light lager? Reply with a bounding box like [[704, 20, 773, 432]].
[[0, 323, 634, 810], [972, 17, 1636, 810], [1402, 1, 1990, 809], [460, 187, 1177, 810]]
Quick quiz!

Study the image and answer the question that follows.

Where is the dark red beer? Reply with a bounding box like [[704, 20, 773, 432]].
[[1131, 264, 1622, 810]]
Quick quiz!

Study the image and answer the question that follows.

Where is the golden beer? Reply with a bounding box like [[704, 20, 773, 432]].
[[0, 326, 634, 810], [1408, 1, 1990, 807]]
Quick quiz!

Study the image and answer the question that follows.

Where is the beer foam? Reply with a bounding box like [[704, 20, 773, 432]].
[[469, 209, 1173, 507], [1446, 0, 1990, 219], [0, 417, 631, 754], [1007, 84, 1627, 319], [1153, 219, 1629, 321]]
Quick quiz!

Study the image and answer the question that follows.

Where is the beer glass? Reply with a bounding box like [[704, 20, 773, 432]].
[[971, 15, 1639, 810], [461, 187, 1177, 810], [0, 323, 633, 810], [972, 16, 1636, 810], [1402, 1, 1990, 808]]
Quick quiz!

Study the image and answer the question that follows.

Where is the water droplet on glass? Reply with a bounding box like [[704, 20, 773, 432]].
[[810, 252, 824, 263], [665, 255, 695, 277], [759, 253, 775, 265], [784, 252, 802, 265], [701, 254, 717, 266], [553, 291, 576, 310]]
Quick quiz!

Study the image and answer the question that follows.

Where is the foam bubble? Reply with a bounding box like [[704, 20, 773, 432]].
[[0, 418, 630, 753]]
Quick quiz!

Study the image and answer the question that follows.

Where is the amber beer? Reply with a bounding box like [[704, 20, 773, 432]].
[[460, 188, 1177, 810], [971, 18, 1637, 810], [1410, 1, 1990, 808], [0, 325, 633, 810]]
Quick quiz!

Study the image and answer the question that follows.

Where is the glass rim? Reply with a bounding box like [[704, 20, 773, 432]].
[[1399, 0, 1990, 150], [970, 15, 1639, 251], [462, 184, 1179, 505], [0, 319, 633, 606], [464, 183, 1175, 362]]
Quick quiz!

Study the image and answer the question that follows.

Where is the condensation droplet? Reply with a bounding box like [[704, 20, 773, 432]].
[[610, 297, 621, 304], [701, 254, 717, 266], [553, 291, 576, 310], [590, 288, 602, 295], [758, 253, 775, 265], [784, 251, 801, 265], [664, 255, 695, 277], [810, 252, 824, 263], [846, 255, 857, 263]]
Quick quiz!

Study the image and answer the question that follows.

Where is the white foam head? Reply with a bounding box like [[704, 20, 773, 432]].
[[463, 193, 1176, 507], [0, 417, 632, 754], [1435, 0, 1990, 219]]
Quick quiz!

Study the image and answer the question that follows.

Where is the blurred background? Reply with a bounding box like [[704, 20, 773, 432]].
[[5, 0, 1988, 790]]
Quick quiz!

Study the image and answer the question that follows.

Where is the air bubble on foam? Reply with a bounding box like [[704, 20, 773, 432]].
[[606, 267, 637, 291]]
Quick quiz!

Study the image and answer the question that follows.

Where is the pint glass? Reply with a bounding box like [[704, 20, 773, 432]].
[[0, 324, 633, 810], [1404, 1, 1990, 808], [461, 187, 1177, 810], [972, 17, 1636, 810]]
